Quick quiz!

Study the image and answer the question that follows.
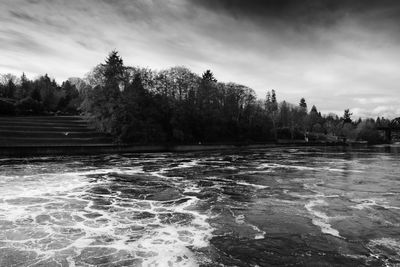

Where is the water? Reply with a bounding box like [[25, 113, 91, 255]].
[[0, 146, 399, 266]]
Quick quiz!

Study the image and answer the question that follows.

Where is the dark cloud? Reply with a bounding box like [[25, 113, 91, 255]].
[[8, 5, 73, 33], [190, 0, 400, 28]]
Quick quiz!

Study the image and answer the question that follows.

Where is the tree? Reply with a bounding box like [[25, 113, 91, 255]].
[[196, 70, 219, 141], [15, 97, 43, 115], [16, 73, 31, 100], [310, 105, 318, 114], [82, 51, 126, 133], [265, 90, 278, 113], [85, 64, 106, 87], [271, 89, 277, 111], [0, 73, 18, 86], [33, 74, 59, 112], [356, 119, 384, 144], [102, 51, 125, 99], [201, 70, 217, 83], [342, 109, 353, 123], [199, 70, 218, 107], [265, 90, 278, 140], [30, 87, 41, 102], [279, 101, 290, 127], [5, 79, 16, 98], [57, 80, 80, 113], [299, 98, 307, 111]]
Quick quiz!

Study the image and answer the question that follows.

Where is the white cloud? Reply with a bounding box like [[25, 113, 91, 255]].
[[351, 106, 400, 119]]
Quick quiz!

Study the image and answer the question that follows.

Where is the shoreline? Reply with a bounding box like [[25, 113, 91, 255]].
[[0, 141, 354, 157]]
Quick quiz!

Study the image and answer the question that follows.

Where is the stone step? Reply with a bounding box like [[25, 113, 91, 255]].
[[0, 116, 87, 122], [0, 130, 105, 138], [0, 116, 113, 147], [0, 137, 113, 146], [0, 125, 95, 132], [0, 121, 89, 128]]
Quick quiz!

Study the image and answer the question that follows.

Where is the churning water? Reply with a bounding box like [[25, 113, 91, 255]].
[[0, 146, 399, 266]]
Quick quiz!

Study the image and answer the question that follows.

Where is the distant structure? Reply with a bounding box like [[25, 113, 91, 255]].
[[377, 117, 400, 142]]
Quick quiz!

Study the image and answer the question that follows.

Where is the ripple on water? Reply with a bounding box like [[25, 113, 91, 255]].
[[1, 149, 399, 266]]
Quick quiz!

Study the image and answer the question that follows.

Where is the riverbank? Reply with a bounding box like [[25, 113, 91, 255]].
[[0, 115, 363, 157], [0, 141, 353, 157]]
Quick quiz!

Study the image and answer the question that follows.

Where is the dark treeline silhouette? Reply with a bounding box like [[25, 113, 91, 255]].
[[0, 51, 392, 144], [0, 73, 81, 115]]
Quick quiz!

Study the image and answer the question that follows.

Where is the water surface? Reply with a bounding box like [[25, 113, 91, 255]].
[[0, 146, 399, 266]]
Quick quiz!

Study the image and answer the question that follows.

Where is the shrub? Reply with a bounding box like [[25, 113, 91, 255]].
[[357, 121, 385, 144], [0, 99, 15, 115], [277, 127, 304, 140], [15, 97, 44, 115]]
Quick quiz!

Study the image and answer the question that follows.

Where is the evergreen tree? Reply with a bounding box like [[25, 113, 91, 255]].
[[102, 50, 125, 90], [376, 117, 381, 126], [266, 91, 271, 103], [343, 109, 353, 123], [5, 79, 16, 98], [201, 70, 217, 83], [310, 105, 318, 114], [266, 90, 278, 113], [84, 51, 126, 133], [279, 101, 290, 127], [271, 89, 277, 111], [198, 70, 219, 141], [265, 90, 278, 140], [299, 98, 307, 111], [16, 73, 31, 99], [31, 87, 41, 101]]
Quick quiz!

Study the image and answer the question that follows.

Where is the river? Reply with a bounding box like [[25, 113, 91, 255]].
[[0, 146, 399, 266]]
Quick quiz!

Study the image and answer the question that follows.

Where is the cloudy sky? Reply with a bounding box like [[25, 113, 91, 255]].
[[1, 0, 399, 118]]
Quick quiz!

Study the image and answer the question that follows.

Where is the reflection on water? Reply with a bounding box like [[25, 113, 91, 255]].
[[0, 146, 399, 266]]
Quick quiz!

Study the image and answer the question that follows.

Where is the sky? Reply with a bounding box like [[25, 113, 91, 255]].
[[1, 0, 400, 118]]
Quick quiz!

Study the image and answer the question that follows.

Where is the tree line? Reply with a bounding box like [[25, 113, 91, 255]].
[[0, 73, 81, 115], [0, 51, 391, 144]]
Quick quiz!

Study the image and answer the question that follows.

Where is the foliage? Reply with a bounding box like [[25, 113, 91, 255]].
[[299, 98, 307, 111], [15, 97, 44, 115], [0, 72, 82, 115], [342, 109, 353, 123], [0, 51, 391, 145], [356, 119, 385, 144]]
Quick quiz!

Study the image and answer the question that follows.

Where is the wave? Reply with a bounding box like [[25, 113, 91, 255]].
[[0, 167, 213, 266], [304, 198, 342, 238], [257, 162, 363, 173]]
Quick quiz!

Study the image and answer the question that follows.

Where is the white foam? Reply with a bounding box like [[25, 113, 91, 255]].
[[184, 184, 202, 194], [351, 199, 379, 210], [351, 198, 400, 211], [305, 199, 341, 238], [149, 160, 198, 179], [0, 165, 214, 266], [236, 181, 269, 189], [250, 224, 266, 240], [232, 213, 266, 240], [178, 160, 200, 169], [234, 214, 245, 224], [367, 238, 400, 265], [257, 163, 363, 173], [368, 238, 400, 252]]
